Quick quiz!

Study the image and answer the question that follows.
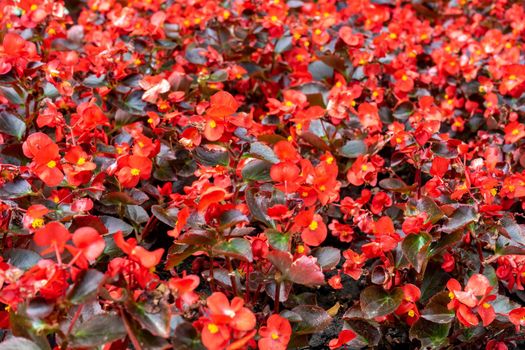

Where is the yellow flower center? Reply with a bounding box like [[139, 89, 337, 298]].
[[482, 303, 491, 309], [130, 168, 140, 176], [509, 75, 517, 81], [512, 128, 520, 136], [207, 323, 219, 334], [361, 164, 368, 171], [297, 245, 305, 254], [407, 310, 415, 317], [389, 33, 397, 39], [48, 28, 56, 35], [223, 11, 230, 19], [271, 332, 279, 340], [31, 218, 44, 229], [372, 91, 379, 97], [448, 292, 455, 299], [314, 29, 322, 35], [47, 160, 57, 168], [319, 185, 326, 192], [326, 157, 334, 165], [401, 75, 408, 81], [309, 220, 319, 231], [77, 157, 86, 165], [271, 15, 278, 22], [285, 101, 293, 107], [147, 118, 153, 124], [30, 4, 38, 11], [296, 54, 304, 62], [209, 120, 217, 128]]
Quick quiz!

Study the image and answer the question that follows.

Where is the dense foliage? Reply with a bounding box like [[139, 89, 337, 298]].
[[0, 0, 525, 349]]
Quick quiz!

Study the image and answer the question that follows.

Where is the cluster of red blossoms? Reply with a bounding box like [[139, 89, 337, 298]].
[[0, 0, 525, 349]]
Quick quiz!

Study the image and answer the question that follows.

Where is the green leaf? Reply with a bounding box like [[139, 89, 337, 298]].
[[246, 189, 275, 227], [3, 249, 41, 270], [420, 263, 449, 302], [69, 314, 126, 348], [402, 232, 431, 273], [340, 140, 367, 158], [193, 146, 230, 167], [308, 60, 334, 81], [292, 305, 332, 335], [213, 238, 253, 262], [219, 210, 249, 229], [360, 286, 403, 319], [0, 337, 40, 350], [431, 142, 458, 159], [265, 229, 290, 251], [151, 205, 178, 227], [275, 36, 293, 53], [0, 86, 26, 104], [115, 91, 147, 115], [409, 318, 451, 349], [68, 269, 105, 305], [379, 178, 415, 193], [185, 47, 207, 65], [343, 318, 381, 347], [393, 101, 414, 120], [242, 159, 272, 181], [101, 215, 134, 235], [500, 216, 525, 246], [267, 251, 324, 286], [102, 192, 138, 205], [0, 112, 26, 139], [0, 179, 32, 199], [209, 69, 228, 82], [82, 74, 107, 87], [428, 230, 462, 257], [417, 196, 444, 224], [313, 247, 341, 271], [126, 302, 171, 338], [249, 142, 279, 164], [441, 206, 478, 233], [420, 292, 455, 324]]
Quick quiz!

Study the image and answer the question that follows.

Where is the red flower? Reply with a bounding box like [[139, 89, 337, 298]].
[[447, 274, 496, 327], [116, 155, 153, 188], [201, 292, 256, 350], [395, 284, 421, 325], [114, 231, 164, 268], [33, 222, 71, 256], [328, 330, 356, 349], [293, 209, 327, 246], [72, 99, 109, 131], [508, 307, 525, 331], [68, 227, 106, 267], [22, 132, 64, 187], [441, 253, 455, 272], [258, 314, 292, 350], [270, 161, 301, 193], [504, 121, 525, 144]]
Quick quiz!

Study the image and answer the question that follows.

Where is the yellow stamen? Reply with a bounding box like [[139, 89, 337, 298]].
[[47, 160, 57, 168], [31, 218, 44, 229], [130, 168, 140, 176], [77, 157, 86, 165], [207, 323, 219, 334], [408, 310, 415, 317], [271, 332, 279, 340], [209, 120, 217, 128], [309, 220, 318, 231]]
